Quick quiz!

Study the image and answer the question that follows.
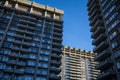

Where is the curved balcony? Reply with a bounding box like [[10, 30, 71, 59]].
[[93, 40, 109, 53], [91, 20, 104, 34], [91, 27, 105, 39], [51, 53, 62, 60], [96, 58, 113, 70], [89, 9, 101, 20], [90, 14, 102, 26], [92, 33, 107, 45], [95, 49, 111, 61], [98, 71, 115, 80]]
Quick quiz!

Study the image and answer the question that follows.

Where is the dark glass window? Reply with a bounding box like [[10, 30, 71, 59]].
[[2, 42, 12, 48]]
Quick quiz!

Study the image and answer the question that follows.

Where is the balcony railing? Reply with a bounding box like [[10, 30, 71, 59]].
[[92, 33, 107, 45], [95, 49, 111, 61], [93, 40, 108, 53], [96, 58, 113, 69], [51, 53, 62, 59], [51, 60, 61, 65], [98, 71, 115, 80]]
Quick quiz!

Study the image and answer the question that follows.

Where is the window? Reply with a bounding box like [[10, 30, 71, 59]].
[[33, 37, 40, 41], [40, 50, 49, 55], [39, 56, 49, 61], [117, 62, 120, 69], [43, 34, 52, 38], [0, 36, 3, 40], [50, 73, 56, 76], [36, 77, 47, 80], [0, 63, 6, 69], [24, 75, 33, 80], [0, 49, 11, 55], [6, 37, 14, 42], [29, 48, 37, 53], [42, 39, 51, 44], [7, 31, 16, 36], [0, 30, 4, 34], [36, 23, 42, 26], [108, 19, 119, 32], [29, 54, 36, 59], [41, 44, 50, 49], [105, 13, 118, 25], [28, 60, 36, 66], [0, 56, 8, 61], [2, 42, 12, 48], [14, 75, 23, 80], [104, 6, 116, 18], [34, 32, 41, 36], [32, 42, 39, 47], [109, 27, 120, 40], [11, 21, 18, 26], [25, 68, 34, 73], [112, 38, 120, 49], [38, 62, 48, 68], [37, 69, 47, 75], [114, 50, 120, 59], [0, 23, 6, 29]]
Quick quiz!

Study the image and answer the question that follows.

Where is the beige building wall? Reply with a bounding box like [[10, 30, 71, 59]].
[[61, 46, 100, 80]]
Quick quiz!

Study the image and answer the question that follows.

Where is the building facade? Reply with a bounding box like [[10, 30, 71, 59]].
[[0, 0, 63, 80], [87, 0, 120, 80], [61, 46, 99, 80]]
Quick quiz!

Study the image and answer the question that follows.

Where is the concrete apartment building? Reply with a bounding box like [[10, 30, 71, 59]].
[[61, 46, 99, 80], [0, 0, 64, 80], [87, 0, 120, 80]]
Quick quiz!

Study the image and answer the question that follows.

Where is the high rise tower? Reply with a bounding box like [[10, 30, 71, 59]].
[[0, 0, 64, 80], [87, 0, 120, 80]]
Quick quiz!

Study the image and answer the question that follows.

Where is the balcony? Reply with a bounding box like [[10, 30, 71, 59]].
[[4, 68, 14, 73], [90, 14, 102, 26], [90, 20, 103, 33], [92, 33, 107, 45], [21, 48, 29, 53], [20, 19, 36, 25], [16, 34, 32, 40], [22, 41, 32, 46], [93, 40, 109, 53], [8, 53, 18, 58], [7, 60, 16, 65], [94, 20, 103, 30], [89, 9, 101, 20], [17, 24, 35, 30], [95, 49, 111, 61], [14, 40, 22, 44], [50, 60, 61, 66], [15, 29, 33, 35], [49, 75, 61, 80], [53, 32, 63, 37], [54, 28, 62, 33], [87, 0, 97, 10], [50, 66, 61, 73], [92, 27, 105, 38], [96, 58, 113, 70], [88, 3, 99, 15], [98, 71, 115, 80], [52, 48, 61, 52], [53, 37, 62, 41], [51, 53, 62, 59], [19, 54, 28, 59], [14, 69, 24, 74], [20, 15, 36, 20], [52, 42, 62, 47], [16, 61, 26, 66]]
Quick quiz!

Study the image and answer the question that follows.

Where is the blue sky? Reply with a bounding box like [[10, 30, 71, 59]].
[[30, 0, 93, 51]]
